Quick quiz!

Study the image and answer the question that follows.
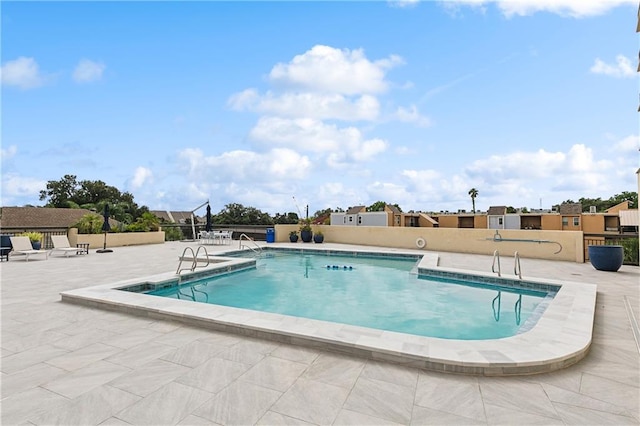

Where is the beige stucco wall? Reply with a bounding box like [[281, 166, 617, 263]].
[[275, 225, 583, 262], [581, 214, 604, 233], [68, 228, 165, 249], [434, 215, 458, 228], [541, 214, 561, 230], [474, 215, 488, 228]]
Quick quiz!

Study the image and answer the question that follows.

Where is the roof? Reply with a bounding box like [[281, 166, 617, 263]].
[[419, 213, 439, 225], [0, 207, 97, 228], [386, 204, 401, 214], [346, 206, 366, 214], [487, 206, 507, 216], [620, 210, 639, 227], [605, 201, 630, 214], [559, 203, 582, 215]]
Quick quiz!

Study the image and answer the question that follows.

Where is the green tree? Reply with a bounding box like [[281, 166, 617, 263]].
[[468, 188, 479, 213], [73, 213, 104, 234], [367, 201, 401, 212], [38, 175, 148, 224], [214, 203, 273, 225], [273, 212, 299, 224], [39, 174, 78, 207], [606, 191, 637, 209]]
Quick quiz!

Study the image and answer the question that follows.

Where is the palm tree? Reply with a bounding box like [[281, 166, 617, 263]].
[[468, 188, 479, 213]]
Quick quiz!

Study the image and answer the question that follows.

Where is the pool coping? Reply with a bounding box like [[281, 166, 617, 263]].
[[59, 246, 597, 376]]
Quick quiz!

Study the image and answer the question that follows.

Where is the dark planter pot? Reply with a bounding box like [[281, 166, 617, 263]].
[[31, 241, 42, 250], [289, 234, 299, 243], [313, 234, 324, 243], [300, 229, 313, 243], [588, 245, 624, 272]]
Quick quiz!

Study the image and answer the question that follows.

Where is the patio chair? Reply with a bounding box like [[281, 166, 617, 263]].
[[198, 231, 212, 245], [9, 236, 49, 261], [51, 235, 82, 257], [220, 230, 233, 245], [0, 235, 12, 261]]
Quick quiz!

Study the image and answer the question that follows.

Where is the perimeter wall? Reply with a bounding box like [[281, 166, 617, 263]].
[[68, 228, 165, 249], [275, 225, 584, 263]]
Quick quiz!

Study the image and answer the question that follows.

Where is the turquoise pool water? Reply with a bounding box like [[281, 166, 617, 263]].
[[147, 251, 550, 340]]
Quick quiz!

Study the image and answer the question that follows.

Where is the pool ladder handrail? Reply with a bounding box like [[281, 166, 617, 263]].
[[514, 251, 522, 279], [492, 250, 501, 277], [176, 246, 210, 275], [238, 233, 262, 254]]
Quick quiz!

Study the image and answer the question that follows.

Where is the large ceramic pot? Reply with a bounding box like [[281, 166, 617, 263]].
[[31, 241, 42, 250], [313, 233, 324, 243], [300, 229, 313, 243], [588, 245, 624, 272]]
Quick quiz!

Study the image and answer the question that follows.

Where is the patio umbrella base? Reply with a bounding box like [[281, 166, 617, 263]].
[[96, 249, 113, 253]]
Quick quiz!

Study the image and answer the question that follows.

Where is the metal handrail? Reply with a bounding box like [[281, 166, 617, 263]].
[[238, 233, 262, 254], [492, 249, 501, 277], [514, 251, 522, 279], [176, 246, 210, 275]]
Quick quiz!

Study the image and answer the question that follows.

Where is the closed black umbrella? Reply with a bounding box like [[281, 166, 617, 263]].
[[205, 204, 212, 232], [97, 204, 113, 253]]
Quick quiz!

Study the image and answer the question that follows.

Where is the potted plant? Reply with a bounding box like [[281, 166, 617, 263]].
[[20, 231, 43, 250], [299, 219, 313, 243], [289, 230, 299, 243], [313, 230, 324, 243]]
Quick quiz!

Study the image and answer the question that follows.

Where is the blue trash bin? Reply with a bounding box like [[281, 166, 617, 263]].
[[266, 228, 275, 243]]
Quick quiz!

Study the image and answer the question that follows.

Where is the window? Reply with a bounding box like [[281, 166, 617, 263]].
[[562, 217, 568, 226], [349, 216, 353, 222], [498, 217, 503, 226], [358, 216, 362, 224], [573, 217, 580, 226]]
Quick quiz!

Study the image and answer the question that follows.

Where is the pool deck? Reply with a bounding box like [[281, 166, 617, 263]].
[[2, 241, 639, 425]]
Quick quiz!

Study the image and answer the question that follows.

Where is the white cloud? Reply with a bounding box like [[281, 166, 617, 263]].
[[465, 144, 614, 194], [1, 57, 45, 89], [388, 0, 420, 8], [393, 105, 432, 127], [614, 134, 639, 152], [269, 45, 403, 95], [466, 149, 566, 182], [177, 147, 311, 183], [590, 55, 634, 78], [1, 145, 18, 161], [73, 59, 105, 83], [441, 0, 635, 18], [248, 116, 388, 165], [229, 90, 380, 121], [1, 173, 47, 205], [131, 166, 153, 189]]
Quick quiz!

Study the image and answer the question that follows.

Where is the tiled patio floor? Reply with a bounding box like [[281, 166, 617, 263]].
[[2, 241, 638, 425]]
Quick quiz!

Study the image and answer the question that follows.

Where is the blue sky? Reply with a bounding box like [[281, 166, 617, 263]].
[[2, 0, 638, 215]]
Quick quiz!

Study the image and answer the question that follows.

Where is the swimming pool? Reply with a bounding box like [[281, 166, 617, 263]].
[[146, 251, 552, 340], [60, 245, 596, 375]]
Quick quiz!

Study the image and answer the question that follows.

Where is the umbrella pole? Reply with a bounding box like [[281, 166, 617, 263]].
[[96, 231, 113, 253]]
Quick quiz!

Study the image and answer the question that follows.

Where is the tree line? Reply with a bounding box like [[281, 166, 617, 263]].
[[37, 176, 637, 226]]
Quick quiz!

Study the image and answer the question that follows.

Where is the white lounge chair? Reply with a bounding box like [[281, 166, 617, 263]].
[[51, 235, 82, 257], [9, 236, 49, 261]]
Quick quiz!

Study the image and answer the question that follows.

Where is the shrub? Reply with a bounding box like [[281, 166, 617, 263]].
[[19, 231, 43, 242], [621, 238, 639, 265], [73, 213, 104, 234], [125, 212, 160, 232], [164, 226, 184, 241], [607, 237, 639, 265]]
